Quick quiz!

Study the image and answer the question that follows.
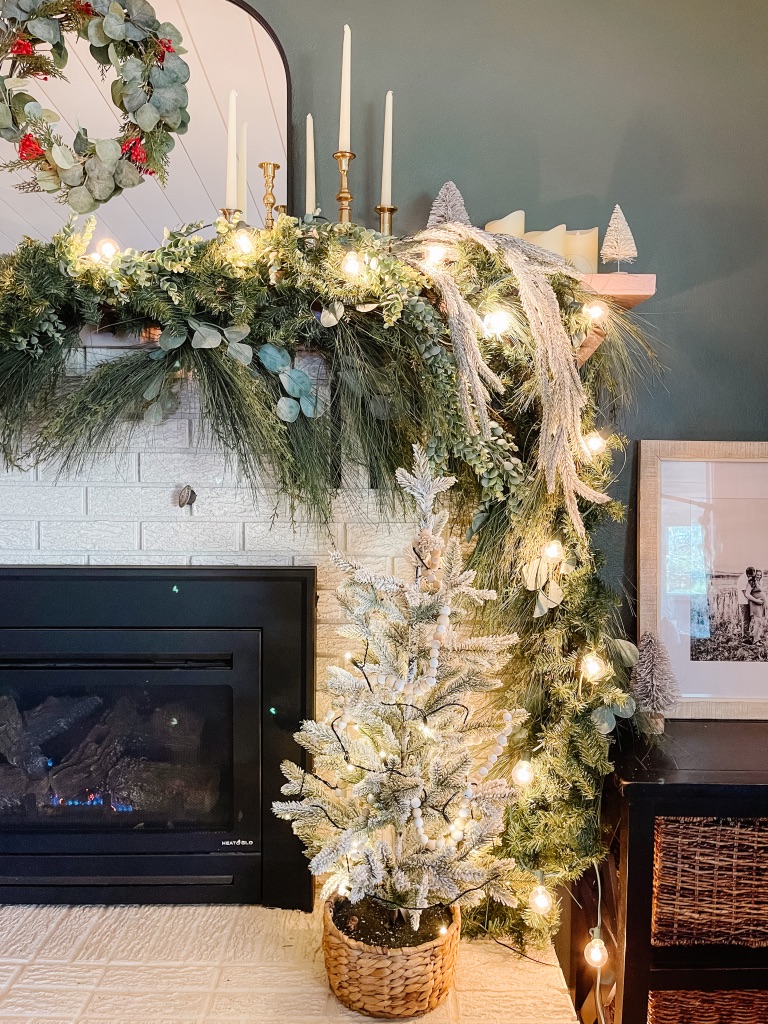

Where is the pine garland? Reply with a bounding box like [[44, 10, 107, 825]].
[[0, 213, 657, 947]]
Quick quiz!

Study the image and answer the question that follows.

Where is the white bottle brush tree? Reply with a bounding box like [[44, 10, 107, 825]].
[[273, 445, 526, 932], [600, 204, 638, 271]]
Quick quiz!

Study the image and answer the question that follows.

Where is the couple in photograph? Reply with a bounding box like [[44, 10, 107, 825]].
[[737, 566, 767, 643]]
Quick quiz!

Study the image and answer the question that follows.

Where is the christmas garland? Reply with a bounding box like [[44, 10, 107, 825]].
[[0, 212, 654, 945], [0, 0, 190, 211]]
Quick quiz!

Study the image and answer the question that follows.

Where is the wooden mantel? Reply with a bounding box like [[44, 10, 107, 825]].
[[576, 271, 656, 365]]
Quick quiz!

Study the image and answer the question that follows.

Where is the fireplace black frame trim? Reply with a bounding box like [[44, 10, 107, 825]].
[[0, 566, 315, 911]]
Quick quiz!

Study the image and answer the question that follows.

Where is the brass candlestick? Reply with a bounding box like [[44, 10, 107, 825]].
[[375, 204, 397, 236], [333, 150, 355, 223], [258, 161, 280, 229], [219, 208, 242, 225]]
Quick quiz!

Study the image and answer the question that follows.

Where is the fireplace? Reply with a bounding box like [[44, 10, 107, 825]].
[[0, 567, 314, 910]]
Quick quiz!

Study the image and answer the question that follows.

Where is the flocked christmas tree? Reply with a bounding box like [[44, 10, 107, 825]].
[[630, 631, 679, 732], [273, 446, 528, 931], [600, 203, 638, 270], [427, 181, 472, 228]]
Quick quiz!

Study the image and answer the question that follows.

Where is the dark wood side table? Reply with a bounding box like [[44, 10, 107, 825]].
[[607, 720, 768, 1024]]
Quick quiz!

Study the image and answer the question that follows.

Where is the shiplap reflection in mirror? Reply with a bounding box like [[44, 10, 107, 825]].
[[0, 0, 287, 251]]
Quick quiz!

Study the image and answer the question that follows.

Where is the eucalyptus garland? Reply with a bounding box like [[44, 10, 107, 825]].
[[0, 214, 655, 946], [0, 0, 190, 210]]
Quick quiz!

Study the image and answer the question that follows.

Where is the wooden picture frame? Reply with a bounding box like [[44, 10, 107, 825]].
[[638, 440, 768, 719]]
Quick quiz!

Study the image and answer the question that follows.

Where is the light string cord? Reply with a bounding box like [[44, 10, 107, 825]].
[[594, 864, 606, 1024]]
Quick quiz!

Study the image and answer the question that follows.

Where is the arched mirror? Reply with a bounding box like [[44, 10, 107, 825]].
[[0, 0, 289, 250]]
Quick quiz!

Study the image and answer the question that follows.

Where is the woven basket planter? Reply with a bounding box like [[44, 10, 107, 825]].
[[322, 898, 460, 1019], [652, 817, 768, 947], [649, 989, 768, 1024]]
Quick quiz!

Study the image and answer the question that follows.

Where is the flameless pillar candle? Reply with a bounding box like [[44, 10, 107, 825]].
[[225, 89, 238, 210], [380, 90, 393, 207], [237, 122, 248, 220], [339, 25, 351, 151], [564, 227, 599, 274], [525, 223, 567, 257], [485, 210, 526, 237], [305, 114, 316, 216]]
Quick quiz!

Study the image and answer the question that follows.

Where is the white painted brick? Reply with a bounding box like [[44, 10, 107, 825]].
[[123, 419, 190, 450], [39, 520, 139, 551], [345, 520, 412, 557], [0, 463, 35, 484], [244, 522, 340, 557], [88, 553, 190, 566], [139, 451, 235, 485], [0, 485, 84, 518], [87, 486, 189, 519], [0, 522, 36, 550], [317, 590, 346, 623], [0, 551, 88, 564], [188, 554, 292, 566], [305, 556, 390, 592], [141, 520, 240, 552], [190, 487, 282, 519], [331, 489, 408, 524], [316, 622, 347, 656], [37, 453, 138, 484]]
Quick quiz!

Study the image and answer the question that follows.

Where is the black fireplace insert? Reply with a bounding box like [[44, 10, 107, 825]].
[[0, 567, 314, 910]]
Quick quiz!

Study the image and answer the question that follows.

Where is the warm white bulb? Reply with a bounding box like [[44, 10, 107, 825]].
[[95, 238, 118, 261], [584, 937, 609, 968], [424, 244, 447, 267], [511, 759, 534, 787], [528, 884, 554, 915], [542, 539, 564, 562], [581, 653, 608, 681], [346, 764, 355, 772], [341, 251, 362, 277], [483, 309, 514, 337], [584, 301, 608, 322], [585, 431, 607, 455], [344, 651, 353, 662], [233, 228, 254, 255], [438, 925, 448, 935]]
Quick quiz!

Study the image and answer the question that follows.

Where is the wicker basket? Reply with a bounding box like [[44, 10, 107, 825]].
[[652, 817, 768, 947], [649, 989, 768, 1024], [322, 898, 460, 1019]]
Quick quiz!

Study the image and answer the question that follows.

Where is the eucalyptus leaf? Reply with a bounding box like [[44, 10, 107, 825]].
[[227, 341, 253, 366], [51, 41, 68, 69], [5, 77, 31, 92], [67, 185, 99, 214], [191, 325, 222, 349], [533, 590, 558, 618], [50, 144, 75, 170], [73, 129, 90, 157], [125, 0, 158, 28], [59, 162, 85, 187], [546, 579, 564, 605], [123, 22, 147, 41], [223, 324, 250, 344], [87, 17, 110, 47], [113, 159, 143, 188], [257, 342, 291, 373], [160, 107, 182, 130], [356, 302, 379, 312], [156, 21, 183, 46], [560, 555, 578, 575], [161, 53, 189, 84], [590, 707, 617, 736], [85, 168, 116, 201], [40, 108, 60, 123], [143, 400, 165, 426], [466, 510, 489, 540], [23, 100, 43, 119], [300, 392, 329, 418], [10, 91, 36, 120], [159, 390, 179, 415], [120, 56, 145, 82], [134, 102, 160, 132], [0, 104, 12, 130], [158, 328, 186, 351], [35, 167, 60, 192], [89, 43, 112, 65], [320, 301, 345, 327], [611, 695, 637, 719], [26, 16, 61, 44], [612, 638, 640, 668], [522, 557, 548, 592], [280, 368, 313, 398], [276, 396, 300, 422], [122, 87, 147, 113], [142, 376, 163, 401]]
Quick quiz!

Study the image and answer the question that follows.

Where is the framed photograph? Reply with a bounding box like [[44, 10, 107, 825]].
[[638, 440, 768, 718]]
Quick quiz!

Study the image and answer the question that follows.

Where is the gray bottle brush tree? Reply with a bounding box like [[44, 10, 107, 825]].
[[273, 445, 527, 929], [600, 204, 638, 270], [427, 181, 472, 228], [630, 632, 679, 729]]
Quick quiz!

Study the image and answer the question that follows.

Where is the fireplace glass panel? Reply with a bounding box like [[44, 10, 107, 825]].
[[0, 682, 234, 833]]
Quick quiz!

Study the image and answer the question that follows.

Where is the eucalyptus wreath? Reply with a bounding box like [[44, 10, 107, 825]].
[[0, 213, 656, 946], [0, 0, 190, 211]]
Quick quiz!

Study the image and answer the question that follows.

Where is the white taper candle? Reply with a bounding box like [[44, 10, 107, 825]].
[[237, 121, 248, 220], [305, 113, 316, 216], [338, 25, 351, 152], [380, 90, 393, 207], [225, 89, 238, 210]]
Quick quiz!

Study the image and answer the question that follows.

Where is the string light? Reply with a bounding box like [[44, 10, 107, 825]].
[[542, 539, 564, 562], [528, 873, 554, 915], [511, 758, 534, 788], [232, 227, 254, 255], [483, 309, 514, 337], [344, 651, 353, 662], [584, 431, 607, 455], [583, 300, 608, 322], [423, 244, 447, 267], [94, 238, 118, 262], [341, 251, 362, 277], [581, 652, 609, 682], [438, 925, 448, 935], [584, 929, 608, 968]]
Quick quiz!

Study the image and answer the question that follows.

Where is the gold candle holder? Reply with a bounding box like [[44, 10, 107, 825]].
[[375, 204, 397, 236], [258, 161, 280, 229], [219, 208, 242, 226], [333, 150, 355, 223]]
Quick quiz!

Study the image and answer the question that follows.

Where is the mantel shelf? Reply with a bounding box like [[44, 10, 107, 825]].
[[576, 272, 656, 365]]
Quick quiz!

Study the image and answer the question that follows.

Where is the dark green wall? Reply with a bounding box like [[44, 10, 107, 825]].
[[249, 0, 768, 610]]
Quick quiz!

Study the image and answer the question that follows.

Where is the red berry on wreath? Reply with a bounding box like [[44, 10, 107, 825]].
[[73, 1, 94, 13], [10, 39, 35, 56], [18, 134, 45, 161], [157, 38, 175, 63]]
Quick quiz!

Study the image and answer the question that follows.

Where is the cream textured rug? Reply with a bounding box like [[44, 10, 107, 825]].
[[0, 904, 576, 1023]]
